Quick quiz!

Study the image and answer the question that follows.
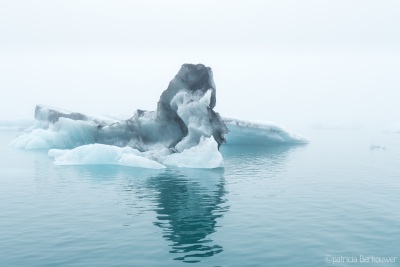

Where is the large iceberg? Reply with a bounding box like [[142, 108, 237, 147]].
[[12, 63, 306, 169]]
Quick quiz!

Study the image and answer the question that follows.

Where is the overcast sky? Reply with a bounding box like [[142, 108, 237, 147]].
[[1, 0, 399, 130]]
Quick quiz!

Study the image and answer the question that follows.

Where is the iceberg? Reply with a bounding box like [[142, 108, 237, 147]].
[[12, 63, 306, 169]]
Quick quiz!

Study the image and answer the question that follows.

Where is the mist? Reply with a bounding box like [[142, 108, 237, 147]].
[[1, 0, 399, 131]]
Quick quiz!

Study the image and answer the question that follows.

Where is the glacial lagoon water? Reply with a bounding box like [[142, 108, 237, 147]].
[[1, 129, 399, 267]]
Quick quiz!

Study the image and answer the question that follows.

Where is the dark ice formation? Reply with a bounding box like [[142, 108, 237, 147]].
[[35, 64, 229, 152], [29, 63, 306, 152], [156, 64, 227, 147]]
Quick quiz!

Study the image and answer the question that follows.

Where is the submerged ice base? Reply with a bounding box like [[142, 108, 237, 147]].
[[12, 63, 306, 169], [49, 144, 166, 169], [48, 136, 223, 169]]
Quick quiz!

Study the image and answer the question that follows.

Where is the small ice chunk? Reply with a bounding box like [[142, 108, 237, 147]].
[[369, 145, 386, 150], [49, 144, 166, 169], [163, 136, 223, 169]]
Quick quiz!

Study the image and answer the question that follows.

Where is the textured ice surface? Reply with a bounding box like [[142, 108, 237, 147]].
[[163, 136, 223, 168], [11, 118, 97, 149], [222, 117, 307, 145], [96, 63, 228, 151], [49, 144, 166, 169], [16, 64, 227, 152], [34, 105, 118, 126], [47, 136, 223, 169], [11, 63, 306, 169]]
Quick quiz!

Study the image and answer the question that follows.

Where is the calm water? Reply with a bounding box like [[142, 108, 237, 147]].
[[1, 129, 399, 267]]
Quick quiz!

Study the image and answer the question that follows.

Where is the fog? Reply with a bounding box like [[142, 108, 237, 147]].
[[1, 0, 399, 131]]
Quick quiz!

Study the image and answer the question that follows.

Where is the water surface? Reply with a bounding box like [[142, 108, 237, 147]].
[[1, 129, 399, 266]]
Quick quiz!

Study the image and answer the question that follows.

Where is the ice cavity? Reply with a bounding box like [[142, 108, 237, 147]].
[[172, 90, 222, 152]]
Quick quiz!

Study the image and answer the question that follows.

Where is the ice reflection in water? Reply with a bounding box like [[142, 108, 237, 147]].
[[4, 130, 399, 267], [146, 169, 228, 263], [29, 140, 301, 265]]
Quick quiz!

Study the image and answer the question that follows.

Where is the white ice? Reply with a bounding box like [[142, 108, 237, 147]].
[[48, 144, 166, 169], [222, 117, 307, 145], [172, 90, 215, 152], [47, 136, 223, 169], [163, 136, 223, 169], [11, 118, 97, 149]]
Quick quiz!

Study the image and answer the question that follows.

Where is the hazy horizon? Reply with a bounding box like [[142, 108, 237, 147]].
[[1, 0, 399, 131]]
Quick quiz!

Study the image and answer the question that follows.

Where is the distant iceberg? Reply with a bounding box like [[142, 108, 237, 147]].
[[0, 119, 34, 131], [12, 64, 306, 169], [383, 126, 400, 134]]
